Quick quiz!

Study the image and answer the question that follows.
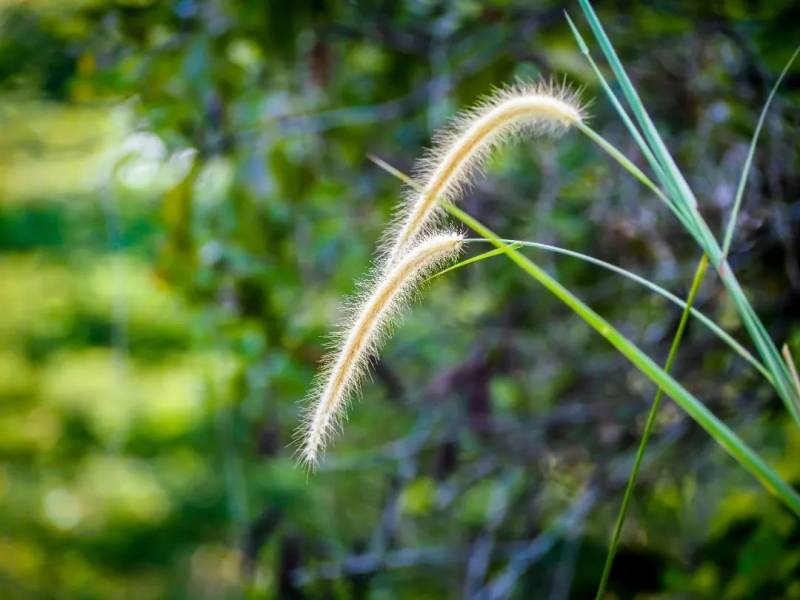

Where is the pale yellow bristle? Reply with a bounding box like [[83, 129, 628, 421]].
[[383, 82, 584, 265], [298, 232, 464, 467]]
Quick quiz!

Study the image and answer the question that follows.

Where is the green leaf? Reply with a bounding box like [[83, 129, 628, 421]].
[[447, 203, 800, 517]]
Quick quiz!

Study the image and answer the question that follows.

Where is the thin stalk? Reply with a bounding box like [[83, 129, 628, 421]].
[[576, 123, 668, 205], [783, 345, 800, 399], [426, 243, 523, 282], [372, 113, 800, 422], [564, 11, 686, 215], [445, 203, 800, 516], [576, 123, 701, 238], [722, 45, 800, 256], [450, 238, 769, 383], [369, 154, 800, 514], [595, 255, 709, 600], [576, 0, 700, 212]]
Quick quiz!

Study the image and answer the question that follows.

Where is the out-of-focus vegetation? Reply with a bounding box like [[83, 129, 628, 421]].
[[1, 1, 799, 598]]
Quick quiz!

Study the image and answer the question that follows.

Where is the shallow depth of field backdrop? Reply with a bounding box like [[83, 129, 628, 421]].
[[1, 1, 799, 598]]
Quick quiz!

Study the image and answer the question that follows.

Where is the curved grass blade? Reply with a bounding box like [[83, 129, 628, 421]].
[[576, 0, 701, 213], [426, 243, 523, 282], [722, 45, 800, 256], [369, 154, 800, 513], [454, 238, 769, 382], [446, 203, 800, 517], [371, 129, 800, 423]]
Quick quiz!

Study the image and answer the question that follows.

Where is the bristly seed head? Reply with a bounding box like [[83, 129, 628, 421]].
[[298, 79, 583, 469], [382, 81, 584, 265], [297, 232, 464, 467]]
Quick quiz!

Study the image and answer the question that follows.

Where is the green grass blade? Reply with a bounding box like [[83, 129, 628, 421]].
[[426, 243, 523, 282], [371, 141, 800, 425], [575, 123, 668, 204], [783, 345, 800, 400], [457, 237, 767, 381], [722, 45, 800, 256], [576, 0, 702, 215], [568, 6, 800, 425], [595, 255, 709, 600], [368, 154, 800, 513], [446, 203, 800, 517], [564, 12, 678, 200]]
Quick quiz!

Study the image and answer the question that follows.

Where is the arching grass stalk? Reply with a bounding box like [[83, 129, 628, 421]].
[[313, 52, 800, 513], [444, 202, 800, 517], [594, 255, 708, 600]]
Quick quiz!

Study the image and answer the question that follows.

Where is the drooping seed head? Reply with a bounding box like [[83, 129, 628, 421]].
[[383, 81, 584, 265], [297, 231, 464, 467]]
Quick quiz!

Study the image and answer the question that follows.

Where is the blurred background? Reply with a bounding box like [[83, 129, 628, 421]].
[[1, 1, 799, 598]]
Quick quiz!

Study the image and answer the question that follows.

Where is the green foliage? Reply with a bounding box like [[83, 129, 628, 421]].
[[1, 0, 799, 598]]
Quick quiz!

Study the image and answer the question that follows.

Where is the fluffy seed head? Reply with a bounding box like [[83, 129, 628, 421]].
[[383, 81, 584, 265], [297, 232, 464, 467]]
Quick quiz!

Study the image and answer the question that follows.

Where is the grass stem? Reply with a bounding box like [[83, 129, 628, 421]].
[[445, 203, 800, 517], [594, 255, 708, 600]]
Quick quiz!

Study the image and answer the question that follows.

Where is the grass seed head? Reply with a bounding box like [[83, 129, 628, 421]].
[[297, 231, 464, 467], [383, 81, 584, 265]]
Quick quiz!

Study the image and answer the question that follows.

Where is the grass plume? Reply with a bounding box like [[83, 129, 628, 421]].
[[384, 82, 584, 264], [298, 232, 464, 467]]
